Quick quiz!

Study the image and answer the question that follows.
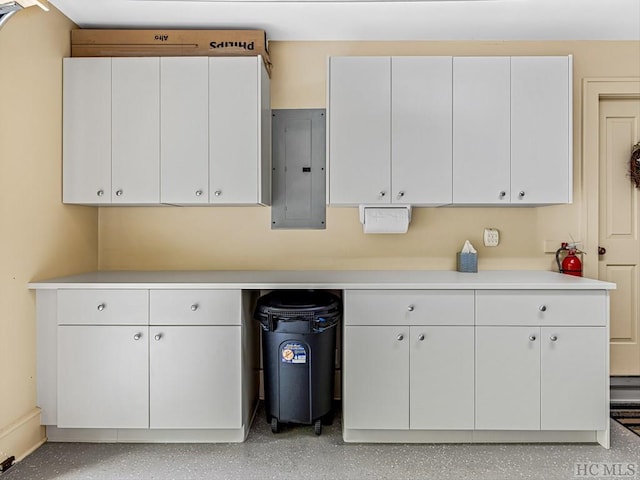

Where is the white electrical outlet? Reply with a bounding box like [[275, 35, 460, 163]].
[[483, 228, 500, 247]]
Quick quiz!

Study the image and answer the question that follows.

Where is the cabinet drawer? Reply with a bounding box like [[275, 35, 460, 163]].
[[344, 290, 474, 326], [150, 289, 241, 325], [476, 290, 607, 326], [58, 290, 149, 325]]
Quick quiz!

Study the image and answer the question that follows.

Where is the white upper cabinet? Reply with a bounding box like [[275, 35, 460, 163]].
[[62, 58, 111, 204], [329, 56, 391, 205], [511, 56, 572, 204], [329, 56, 453, 206], [329, 55, 572, 207], [160, 57, 209, 205], [63, 56, 270, 206], [453, 57, 511, 204], [210, 56, 269, 205], [111, 58, 160, 204], [392, 57, 453, 205]]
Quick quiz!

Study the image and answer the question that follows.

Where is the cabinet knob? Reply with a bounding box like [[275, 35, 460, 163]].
[[397, 334, 404, 341], [195, 190, 203, 197], [519, 191, 525, 198], [97, 303, 105, 311], [499, 191, 506, 199], [96, 189, 104, 197], [529, 335, 537, 341], [539, 305, 547, 312], [133, 333, 142, 341], [407, 305, 415, 312], [154, 333, 162, 341], [190, 304, 199, 311], [397, 191, 405, 199], [550, 335, 558, 342], [378, 191, 386, 198], [214, 190, 222, 197], [115, 189, 123, 197], [418, 333, 425, 341]]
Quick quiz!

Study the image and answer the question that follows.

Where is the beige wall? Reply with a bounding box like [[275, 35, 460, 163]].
[[99, 40, 640, 272], [0, 7, 97, 461]]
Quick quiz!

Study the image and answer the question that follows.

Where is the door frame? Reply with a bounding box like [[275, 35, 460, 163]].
[[582, 78, 640, 279]]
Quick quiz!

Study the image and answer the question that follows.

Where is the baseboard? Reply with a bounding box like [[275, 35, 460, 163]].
[[610, 376, 640, 405], [0, 408, 46, 463]]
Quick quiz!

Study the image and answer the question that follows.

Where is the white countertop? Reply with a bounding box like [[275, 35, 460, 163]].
[[28, 270, 616, 290]]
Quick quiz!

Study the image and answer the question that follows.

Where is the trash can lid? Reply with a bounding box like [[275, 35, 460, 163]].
[[256, 289, 340, 310]]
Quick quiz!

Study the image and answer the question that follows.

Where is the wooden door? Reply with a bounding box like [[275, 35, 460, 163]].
[[540, 327, 607, 430], [391, 56, 452, 205], [511, 56, 571, 204], [111, 58, 160, 204], [209, 57, 259, 204], [57, 325, 149, 428], [343, 326, 409, 429], [475, 326, 540, 430], [328, 56, 391, 205], [160, 57, 209, 205], [452, 57, 510, 204], [599, 98, 640, 374], [409, 326, 474, 430], [149, 326, 242, 429], [62, 58, 111, 204]]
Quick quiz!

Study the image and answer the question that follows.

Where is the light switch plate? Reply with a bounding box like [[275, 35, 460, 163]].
[[483, 228, 499, 247]]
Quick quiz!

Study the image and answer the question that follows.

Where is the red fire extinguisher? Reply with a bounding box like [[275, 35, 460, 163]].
[[555, 242, 583, 277]]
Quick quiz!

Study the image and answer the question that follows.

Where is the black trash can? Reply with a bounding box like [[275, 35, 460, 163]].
[[254, 290, 341, 435]]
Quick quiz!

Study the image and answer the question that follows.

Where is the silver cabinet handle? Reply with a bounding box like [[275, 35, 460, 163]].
[[397, 334, 404, 341], [378, 191, 386, 198], [397, 191, 405, 199], [133, 333, 142, 341], [418, 334, 425, 341], [115, 189, 123, 196], [519, 191, 525, 198], [214, 190, 222, 197], [529, 335, 537, 341], [499, 191, 506, 198], [195, 190, 203, 197], [97, 189, 104, 197], [97, 303, 105, 311], [190, 304, 199, 311], [154, 334, 162, 341], [550, 335, 558, 342], [407, 305, 415, 312], [539, 305, 547, 312]]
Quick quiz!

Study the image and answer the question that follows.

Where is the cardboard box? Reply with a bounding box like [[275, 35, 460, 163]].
[[71, 29, 271, 76]]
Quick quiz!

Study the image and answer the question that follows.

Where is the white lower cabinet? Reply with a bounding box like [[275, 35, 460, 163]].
[[54, 289, 255, 437], [149, 325, 241, 429], [58, 325, 149, 428], [476, 327, 607, 431]]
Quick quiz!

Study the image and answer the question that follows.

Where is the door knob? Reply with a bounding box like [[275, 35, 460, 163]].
[[598, 246, 607, 255]]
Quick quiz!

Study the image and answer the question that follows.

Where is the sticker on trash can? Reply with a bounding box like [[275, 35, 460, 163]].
[[281, 343, 307, 364]]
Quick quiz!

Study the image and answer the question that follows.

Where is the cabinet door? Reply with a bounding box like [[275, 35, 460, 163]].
[[329, 57, 391, 205], [160, 57, 209, 205], [62, 58, 111, 204], [209, 57, 260, 204], [511, 56, 571, 204], [343, 326, 409, 429], [58, 325, 149, 428], [149, 326, 242, 429], [541, 326, 607, 430], [410, 326, 474, 429], [112, 58, 160, 204], [392, 56, 452, 205], [475, 326, 540, 430], [453, 57, 510, 204]]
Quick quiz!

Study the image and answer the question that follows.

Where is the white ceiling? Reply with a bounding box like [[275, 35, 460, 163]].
[[48, 0, 640, 41]]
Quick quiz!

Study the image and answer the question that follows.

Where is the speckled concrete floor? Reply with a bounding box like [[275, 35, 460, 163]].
[[4, 407, 640, 480]]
